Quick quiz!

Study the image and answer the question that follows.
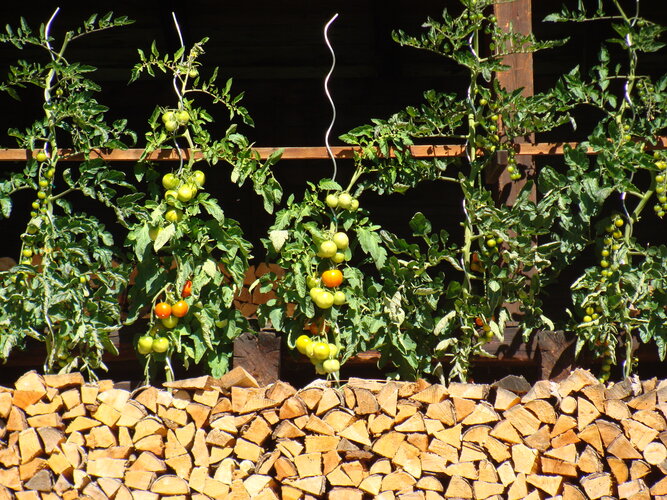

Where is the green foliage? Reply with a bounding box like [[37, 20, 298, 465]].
[[0, 11, 135, 379]]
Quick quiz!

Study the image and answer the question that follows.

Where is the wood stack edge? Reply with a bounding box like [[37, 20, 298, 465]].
[[1, 368, 667, 499]]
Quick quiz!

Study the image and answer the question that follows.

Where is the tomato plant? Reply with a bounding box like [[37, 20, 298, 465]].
[[0, 11, 136, 379], [545, 1, 667, 379], [333, 0, 667, 381], [332, 0, 575, 381], [125, 32, 282, 382], [258, 179, 390, 378]]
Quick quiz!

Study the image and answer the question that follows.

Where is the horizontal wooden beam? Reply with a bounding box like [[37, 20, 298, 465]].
[[0, 137, 665, 162]]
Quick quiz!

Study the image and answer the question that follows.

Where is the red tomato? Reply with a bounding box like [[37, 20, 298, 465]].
[[171, 300, 189, 318], [181, 280, 192, 298], [321, 269, 343, 288], [154, 302, 172, 319]]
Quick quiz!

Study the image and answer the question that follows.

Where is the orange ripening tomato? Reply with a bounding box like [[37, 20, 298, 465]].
[[171, 300, 189, 318], [475, 317, 484, 327], [154, 302, 172, 319], [181, 280, 192, 298], [321, 269, 343, 288], [470, 252, 484, 273]]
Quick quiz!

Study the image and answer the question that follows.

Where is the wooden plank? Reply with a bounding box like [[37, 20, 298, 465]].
[[0, 138, 665, 162]]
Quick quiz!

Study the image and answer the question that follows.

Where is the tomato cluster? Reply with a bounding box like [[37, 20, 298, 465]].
[[309, 230, 349, 310], [324, 191, 359, 212], [653, 153, 667, 218], [599, 217, 624, 280], [161, 108, 190, 133], [136, 297, 190, 357], [505, 151, 522, 181], [290, 192, 362, 376], [474, 316, 494, 343], [295, 333, 341, 375]]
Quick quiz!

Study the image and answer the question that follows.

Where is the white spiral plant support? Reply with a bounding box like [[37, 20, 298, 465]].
[[323, 13, 339, 182]]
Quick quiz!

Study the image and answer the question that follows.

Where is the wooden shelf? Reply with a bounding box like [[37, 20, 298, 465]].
[[0, 137, 665, 162]]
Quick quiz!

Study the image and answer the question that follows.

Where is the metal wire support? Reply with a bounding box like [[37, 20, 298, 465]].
[[171, 12, 186, 172], [323, 13, 339, 182]]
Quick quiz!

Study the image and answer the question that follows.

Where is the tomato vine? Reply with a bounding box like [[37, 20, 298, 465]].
[[125, 32, 282, 382], [0, 11, 136, 379]]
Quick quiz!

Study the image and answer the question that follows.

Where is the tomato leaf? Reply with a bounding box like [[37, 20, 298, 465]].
[[356, 227, 387, 269]]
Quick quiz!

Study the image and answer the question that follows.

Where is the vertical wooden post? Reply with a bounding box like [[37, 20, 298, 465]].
[[493, 0, 536, 204]]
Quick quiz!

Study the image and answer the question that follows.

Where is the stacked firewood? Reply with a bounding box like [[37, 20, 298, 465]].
[[1, 368, 667, 499]]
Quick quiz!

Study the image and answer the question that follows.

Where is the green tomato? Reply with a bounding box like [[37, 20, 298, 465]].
[[318, 241, 337, 259], [296, 335, 312, 355], [323, 359, 340, 373], [137, 336, 154, 355], [148, 227, 162, 241], [189, 68, 199, 78], [333, 291, 346, 306], [175, 110, 190, 124], [37, 191, 47, 200], [327, 344, 339, 358], [161, 316, 179, 329], [337, 193, 352, 210], [332, 252, 346, 264], [151, 336, 170, 353], [164, 120, 179, 132], [325, 194, 339, 208], [165, 209, 183, 223], [313, 290, 334, 309], [349, 199, 359, 211], [162, 173, 179, 190], [332, 232, 349, 250], [162, 111, 176, 123], [192, 170, 206, 187], [177, 184, 196, 202], [36, 152, 48, 162], [309, 287, 324, 301], [45, 168, 55, 179], [306, 276, 320, 289], [164, 190, 179, 205], [312, 342, 330, 361]]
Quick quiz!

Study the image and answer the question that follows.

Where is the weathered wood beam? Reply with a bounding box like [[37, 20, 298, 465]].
[[0, 138, 664, 162], [494, 0, 536, 204]]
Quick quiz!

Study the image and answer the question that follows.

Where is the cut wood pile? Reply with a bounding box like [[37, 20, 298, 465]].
[[1, 368, 667, 499]]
